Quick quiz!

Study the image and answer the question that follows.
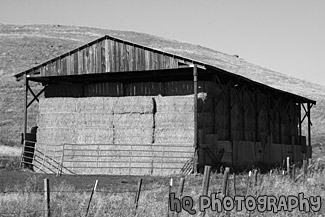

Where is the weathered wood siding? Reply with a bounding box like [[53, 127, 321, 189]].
[[38, 38, 180, 77]]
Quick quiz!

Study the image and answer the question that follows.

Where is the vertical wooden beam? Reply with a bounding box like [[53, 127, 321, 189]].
[[267, 94, 271, 138], [193, 64, 198, 173], [227, 83, 233, 166], [307, 102, 311, 147], [298, 103, 302, 151], [241, 89, 245, 140], [228, 83, 232, 141], [254, 90, 259, 142], [24, 74, 28, 139], [278, 97, 282, 144]]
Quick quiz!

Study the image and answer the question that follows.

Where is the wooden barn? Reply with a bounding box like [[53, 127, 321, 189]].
[[15, 35, 315, 175]]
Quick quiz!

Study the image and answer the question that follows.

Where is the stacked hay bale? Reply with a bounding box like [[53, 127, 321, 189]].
[[112, 96, 154, 175], [35, 96, 156, 175], [113, 96, 153, 144], [36, 92, 207, 175], [77, 97, 115, 144], [35, 98, 79, 173], [153, 95, 195, 175]]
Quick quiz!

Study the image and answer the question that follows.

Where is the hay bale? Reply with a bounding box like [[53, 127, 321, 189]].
[[154, 128, 194, 144], [113, 113, 153, 128], [77, 97, 115, 114], [39, 98, 78, 113], [114, 128, 153, 144], [37, 113, 77, 128], [78, 113, 113, 127], [154, 95, 194, 112], [155, 112, 194, 128], [113, 96, 154, 114], [37, 128, 77, 144], [77, 127, 114, 144]]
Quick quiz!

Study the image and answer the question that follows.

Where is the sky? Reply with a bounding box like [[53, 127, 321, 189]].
[[1, 0, 325, 85]]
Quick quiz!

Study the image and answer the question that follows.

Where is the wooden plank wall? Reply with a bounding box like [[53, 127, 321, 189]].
[[210, 81, 298, 144], [38, 39, 179, 77]]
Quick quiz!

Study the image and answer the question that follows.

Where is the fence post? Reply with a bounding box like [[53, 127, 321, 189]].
[[233, 173, 236, 196], [167, 178, 173, 217], [85, 180, 98, 217], [303, 159, 307, 183], [291, 164, 296, 181], [134, 178, 143, 215], [202, 166, 211, 196], [200, 166, 211, 217], [286, 157, 290, 175], [222, 167, 230, 196], [43, 178, 50, 217], [175, 178, 185, 217], [246, 170, 252, 196], [253, 169, 258, 186]]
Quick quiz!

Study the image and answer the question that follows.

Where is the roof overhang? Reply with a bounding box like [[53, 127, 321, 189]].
[[14, 35, 316, 105]]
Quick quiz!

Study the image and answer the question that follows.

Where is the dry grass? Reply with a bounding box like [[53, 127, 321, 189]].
[[0, 145, 21, 157], [0, 167, 324, 216]]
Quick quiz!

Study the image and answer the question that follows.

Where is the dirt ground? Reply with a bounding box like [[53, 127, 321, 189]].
[[0, 168, 183, 193]]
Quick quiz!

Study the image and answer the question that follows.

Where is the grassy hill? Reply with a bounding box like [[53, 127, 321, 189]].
[[0, 24, 324, 146]]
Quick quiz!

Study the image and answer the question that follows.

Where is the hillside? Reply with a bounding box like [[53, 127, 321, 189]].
[[0, 24, 324, 145]]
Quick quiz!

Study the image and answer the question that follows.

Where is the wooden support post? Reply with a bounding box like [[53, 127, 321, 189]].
[[134, 178, 143, 214], [241, 89, 245, 140], [43, 178, 50, 217], [307, 103, 311, 147], [298, 103, 302, 154], [222, 167, 230, 196], [267, 94, 271, 141], [227, 83, 233, 167], [255, 91, 259, 142], [24, 75, 28, 140], [277, 96, 282, 145], [193, 64, 198, 174], [227, 83, 232, 141], [175, 178, 185, 217], [85, 180, 98, 217]]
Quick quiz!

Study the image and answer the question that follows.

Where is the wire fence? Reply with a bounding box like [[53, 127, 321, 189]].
[[0, 175, 194, 217], [0, 158, 321, 217]]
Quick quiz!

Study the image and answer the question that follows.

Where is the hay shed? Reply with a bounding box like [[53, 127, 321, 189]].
[[15, 35, 316, 175]]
